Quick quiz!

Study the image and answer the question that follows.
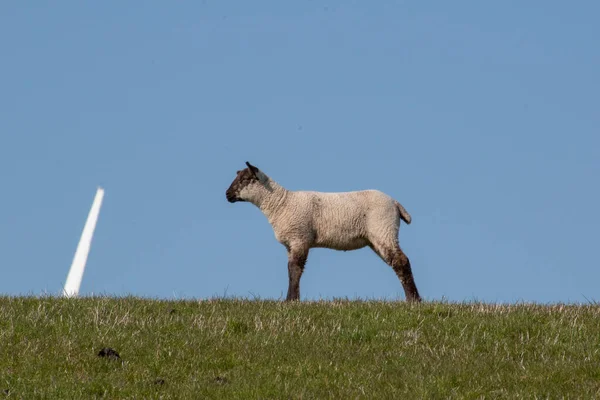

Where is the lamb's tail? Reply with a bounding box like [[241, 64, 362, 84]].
[[395, 200, 412, 225]]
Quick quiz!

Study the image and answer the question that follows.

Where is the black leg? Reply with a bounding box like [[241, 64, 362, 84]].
[[391, 249, 421, 302], [286, 249, 308, 301], [370, 243, 421, 303]]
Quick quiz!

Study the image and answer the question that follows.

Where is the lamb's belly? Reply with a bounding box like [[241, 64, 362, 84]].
[[313, 235, 369, 251]]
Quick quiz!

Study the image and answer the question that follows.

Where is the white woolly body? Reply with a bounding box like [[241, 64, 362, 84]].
[[239, 172, 410, 253]]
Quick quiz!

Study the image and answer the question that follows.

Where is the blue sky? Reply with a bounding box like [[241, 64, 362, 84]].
[[1, 2, 598, 303]]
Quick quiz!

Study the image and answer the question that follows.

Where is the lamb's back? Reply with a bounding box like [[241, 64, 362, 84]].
[[294, 190, 396, 250]]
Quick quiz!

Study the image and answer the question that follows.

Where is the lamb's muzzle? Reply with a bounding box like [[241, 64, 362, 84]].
[[225, 190, 239, 203], [225, 161, 421, 302]]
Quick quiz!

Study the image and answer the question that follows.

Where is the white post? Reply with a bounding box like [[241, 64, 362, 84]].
[[63, 187, 105, 297]]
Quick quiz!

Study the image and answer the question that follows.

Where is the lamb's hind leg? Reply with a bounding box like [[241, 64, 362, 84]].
[[286, 246, 308, 302], [370, 242, 421, 302]]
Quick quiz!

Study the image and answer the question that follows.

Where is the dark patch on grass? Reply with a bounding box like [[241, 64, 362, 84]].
[[2, 389, 9, 396], [97, 347, 120, 360], [214, 376, 229, 385], [153, 378, 165, 386]]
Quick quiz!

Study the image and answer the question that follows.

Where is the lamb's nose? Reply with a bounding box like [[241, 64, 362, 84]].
[[226, 191, 235, 202]]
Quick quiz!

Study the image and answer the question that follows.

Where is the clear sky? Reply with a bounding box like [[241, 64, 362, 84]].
[[1, 2, 598, 303]]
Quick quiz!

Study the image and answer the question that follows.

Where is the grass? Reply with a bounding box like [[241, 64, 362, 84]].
[[1, 297, 599, 399]]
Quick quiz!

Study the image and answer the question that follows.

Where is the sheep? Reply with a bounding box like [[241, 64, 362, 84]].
[[225, 162, 421, 302]]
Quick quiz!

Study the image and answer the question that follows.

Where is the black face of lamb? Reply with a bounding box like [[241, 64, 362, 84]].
[[225, 166, 259, 203]]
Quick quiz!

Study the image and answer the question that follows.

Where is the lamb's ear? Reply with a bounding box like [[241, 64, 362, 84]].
[[246, 161, 259, 179]]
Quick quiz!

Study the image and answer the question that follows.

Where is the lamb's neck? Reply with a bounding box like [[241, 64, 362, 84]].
[[253, 178, 289, 222]]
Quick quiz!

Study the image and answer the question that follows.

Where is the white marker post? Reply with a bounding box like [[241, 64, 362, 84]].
[[63, 187, 105, 298]]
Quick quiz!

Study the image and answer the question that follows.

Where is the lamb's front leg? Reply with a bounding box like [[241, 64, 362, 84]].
[[286, 247, 308, 301]]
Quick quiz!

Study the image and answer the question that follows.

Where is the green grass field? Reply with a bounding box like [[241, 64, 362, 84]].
[[1, 297, 599, 399]]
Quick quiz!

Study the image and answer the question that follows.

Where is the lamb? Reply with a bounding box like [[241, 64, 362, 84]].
[[225, 162, 421, 302]]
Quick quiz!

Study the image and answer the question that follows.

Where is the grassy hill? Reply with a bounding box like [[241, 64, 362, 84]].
[[0, 297, 599, 399]]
